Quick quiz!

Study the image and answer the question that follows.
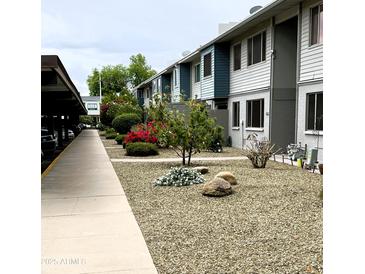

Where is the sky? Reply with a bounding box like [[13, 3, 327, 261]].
[[42, 0, 271, 96]]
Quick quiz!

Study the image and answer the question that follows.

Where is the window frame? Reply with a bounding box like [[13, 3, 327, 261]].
[[306, 92, 323, 131], [174, 69, 178, 86], [309, 3, 323, 46], [247, 30, 267, 66], [246, 99, 264, 128], [194, 63, 201, 83], [87, 102, 98, 111], [232, 101, 240, 128], [233, 42, 242, 71], [203, 52, 212, 78]]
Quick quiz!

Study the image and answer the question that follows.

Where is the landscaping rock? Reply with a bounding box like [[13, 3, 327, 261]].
[[202, 177, 232, 197], [192, 166, 209, 174], [215, 171, 237, 185]]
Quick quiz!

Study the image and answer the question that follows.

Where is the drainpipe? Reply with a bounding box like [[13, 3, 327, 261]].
[[295, 2, 303, 144], [269, 16, 275, 141]]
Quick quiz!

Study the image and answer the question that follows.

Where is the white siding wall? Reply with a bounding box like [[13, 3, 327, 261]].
[[300, 1, 323, 82], [171, 66, 180, 103], [191, 59, 201, 100], [201, 46, 214, 100], [230, 26, 271, 94], [84, 101, 100, 116], [143, 87, 150, 108], [297, 82, 323, 162], [228, 90, 270, 148]]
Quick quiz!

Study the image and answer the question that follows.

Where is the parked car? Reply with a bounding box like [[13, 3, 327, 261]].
[[62, 129, 75, 139], [78, 123, 86, 130], [41, 129, 57, 156]]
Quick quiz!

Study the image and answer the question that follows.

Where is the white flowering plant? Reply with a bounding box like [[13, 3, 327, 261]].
[[153, 167, 205, 187]]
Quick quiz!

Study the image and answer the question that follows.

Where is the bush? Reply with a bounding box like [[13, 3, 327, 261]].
[[105, 132, 118, 139], [243, 133, 276, 168], [124, 129, 158, 144], [115, 134, 126, 145], [112, 113, 142, 134], [153, 167, 205, 187], [126, 142, 159, 156], [106, 128, 116, 134]]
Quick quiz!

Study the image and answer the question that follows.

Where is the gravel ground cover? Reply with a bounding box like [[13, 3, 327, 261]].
[[100, 135, 244, 159], [111, 159, 323, 274]]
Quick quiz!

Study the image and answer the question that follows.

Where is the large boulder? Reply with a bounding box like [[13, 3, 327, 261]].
[[215, 171, 237, 185], [202, 178, 232, 197], [192, 166, 209, 174]]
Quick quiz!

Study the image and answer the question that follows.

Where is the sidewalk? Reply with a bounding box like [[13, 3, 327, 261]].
[[42, 129, 157, 274]]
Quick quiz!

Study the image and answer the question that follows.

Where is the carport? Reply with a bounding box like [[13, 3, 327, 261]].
[[41, 55, 87, 147]]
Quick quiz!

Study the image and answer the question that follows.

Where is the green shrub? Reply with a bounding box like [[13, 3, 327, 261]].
[[106, 128, 116, 134], [115, 134, 126, 145], [106, 104, 142, 122], [112, 113, 142, 134], [105, 132, 118, 139], [153, 167, 205, 187], [126, 142, 158, 156]]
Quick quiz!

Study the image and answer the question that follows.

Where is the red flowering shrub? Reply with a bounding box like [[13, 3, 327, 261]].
[[125, 130, 158, 144]]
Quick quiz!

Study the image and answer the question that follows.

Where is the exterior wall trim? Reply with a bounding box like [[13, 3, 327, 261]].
[[298, 78, 323, 86], [229, 87, 270, 98]]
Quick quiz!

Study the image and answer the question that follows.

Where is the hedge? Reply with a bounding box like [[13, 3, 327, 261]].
[[112, 113, 142, 134], [115, 134, 126, 145], [126, 142, 159, 156]]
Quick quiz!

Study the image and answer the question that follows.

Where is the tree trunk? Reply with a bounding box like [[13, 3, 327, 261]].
[[182, 148, 186, 165], [187, 146, 193, 166]]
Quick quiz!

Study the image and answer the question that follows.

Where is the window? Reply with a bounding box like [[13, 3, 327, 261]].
[[203, 53, 212, 77], [157, 78, 161, 92], [306, 92, 323, 130], [310, 4, 323, 45], [87, 103, 98, 110], [194, 64, 201, 83], [232, 102, 240, 127], [246, 99, 264, 128], [233, 43, 241, 71], [174, 69, 177, 86], [247, 31, 266, 66]]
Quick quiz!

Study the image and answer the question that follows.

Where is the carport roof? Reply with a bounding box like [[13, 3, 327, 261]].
[[42, 55, 87, 116]]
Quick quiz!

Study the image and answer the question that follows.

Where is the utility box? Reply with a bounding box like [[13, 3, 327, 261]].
[[306, 148, 318, 168]]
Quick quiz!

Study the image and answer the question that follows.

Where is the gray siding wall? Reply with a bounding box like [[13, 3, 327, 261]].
[[300, 0, 323, 82], [180, 63, 191, 100], [229, 23, 272, 94], [200, 45, 215, 100], [214, 43, 230, 98]]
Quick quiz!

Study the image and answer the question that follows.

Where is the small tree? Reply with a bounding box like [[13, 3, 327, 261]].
[[243, 133, 275, 168], [167, 100, 217, 165]]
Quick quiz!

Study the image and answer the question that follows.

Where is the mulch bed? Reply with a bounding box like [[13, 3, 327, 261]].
[[111, 159, 323, 274]]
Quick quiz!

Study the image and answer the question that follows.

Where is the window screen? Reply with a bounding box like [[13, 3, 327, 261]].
[[232, 102, 240, 127], [247, 99, 264, 128], [233, 43, 241, 71], [204, 53, 212, 77]]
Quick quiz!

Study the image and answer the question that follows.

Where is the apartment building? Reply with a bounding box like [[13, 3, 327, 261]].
[[133, 0, 323, 161]]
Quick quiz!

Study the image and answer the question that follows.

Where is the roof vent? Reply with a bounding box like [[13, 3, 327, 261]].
[[249, 5, 262, 14], [182, 50, 191, 57]]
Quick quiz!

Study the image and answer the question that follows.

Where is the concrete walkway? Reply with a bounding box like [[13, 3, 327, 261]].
[[42, 130, 157, 274]]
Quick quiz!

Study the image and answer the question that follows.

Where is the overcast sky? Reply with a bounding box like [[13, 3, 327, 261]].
[[42, 0, 271, 96]]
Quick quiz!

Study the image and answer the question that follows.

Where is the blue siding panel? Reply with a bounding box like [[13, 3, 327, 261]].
[[161, 74, 171, 95], [179, 63, 191, 100], [214, 43, 230, 98]]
